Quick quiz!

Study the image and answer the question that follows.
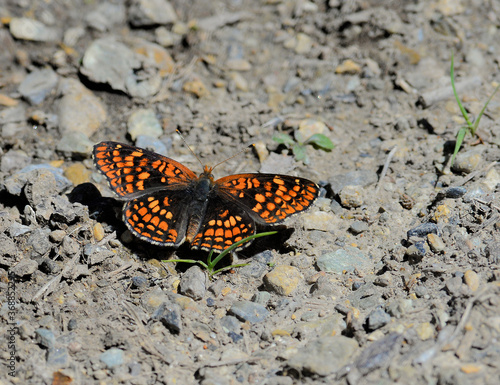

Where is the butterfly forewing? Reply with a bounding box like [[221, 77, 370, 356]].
[[93, 141, 197, 199], [215, 174, 319, 224]]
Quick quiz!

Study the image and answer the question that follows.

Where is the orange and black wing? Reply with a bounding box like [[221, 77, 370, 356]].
[[122, 190, 193, 246], [93, 141, 197, 199], [215, 173, 319, 224]]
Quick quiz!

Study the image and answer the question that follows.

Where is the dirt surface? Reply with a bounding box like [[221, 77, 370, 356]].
[[1, 0, 500, 384]]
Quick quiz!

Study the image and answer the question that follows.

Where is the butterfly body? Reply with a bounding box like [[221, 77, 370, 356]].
[[93, 141, 319, 252]]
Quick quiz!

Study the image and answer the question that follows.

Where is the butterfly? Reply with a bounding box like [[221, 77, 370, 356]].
[[93, 141, 319, 252]]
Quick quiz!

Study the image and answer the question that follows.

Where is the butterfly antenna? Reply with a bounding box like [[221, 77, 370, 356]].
[[211, 144, 254, 171], [176, 129, 204, 169]]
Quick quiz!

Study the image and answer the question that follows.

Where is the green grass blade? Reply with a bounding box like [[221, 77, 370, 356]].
[[471, 84, 500, 134], [207, 231, 278, 271], [450, 126, 468, 167], [450, 52, 473, 129], [163, 258, 209, 270], [212, 263, 249, 276]]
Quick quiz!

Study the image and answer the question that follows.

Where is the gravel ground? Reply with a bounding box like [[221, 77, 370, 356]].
[[1, 1, 500, 384]]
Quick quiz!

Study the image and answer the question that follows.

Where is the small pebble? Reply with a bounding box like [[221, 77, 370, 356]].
[[367, 307, 391, 331], [374, 272, 393, 287], [350, 221, 369, 235], [287, 336, 358, 376], [11, 258, 38, 277], [179, 266, 206, 300], [427, 233, 446, 253], [432, 204, 451, 223], [183, 79, 209, 98], [328, 170, 378, 195], [10, 17, 59, 42], [18, 68, 58, 105], [225, 58, 252, 71], [35, 328, 56, 349], [93, 222, 105, 241], [57, 78, 107, 137], [301, 211, 337, 232], [463, 270, 480, 291], [407, 222, 439, 238], [128, 0, 178, 27], [229, 300, 269, 323], [64, 163, 92, 185], [335, 59, 362, 74], [445, 276, 463, 295], [47, 347, 69, 366], [451, 149, 483, 174], [317, 246, 370, 274], [99, 348, 124, 368], [415, 322, 434, 340], [127, 109, 163, 141], [339, 185, 364, 208], [263, 265, 301, 296]]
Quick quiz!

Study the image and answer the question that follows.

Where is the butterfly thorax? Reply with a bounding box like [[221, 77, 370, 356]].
[[184, 170, 215, 242]]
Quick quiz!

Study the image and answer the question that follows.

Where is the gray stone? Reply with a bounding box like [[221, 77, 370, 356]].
[[405, 241, 428, 263], [179, 266, 206, 300], [229, 300, 270, 323], [85, 2, 126, 32], [328, 170, 378, 195], [131, 276, 149, 289], [9, 222, 32, 237], [0, 233, 18, 259], [127, 109, 163, 140], [294, 313, 346, 339], [316, 246, 370, 273], [0, 149, 30, 174], [407, 222, 440, 238], [452, 148, 483, 174], [287, 336, 358, 376], [57, 78, 107, 137], [4, 165, 72, 196], [24, 170, 57, 207], [355, 333, 403, 374], [445, 276, 463, 295], [0, 105, 26, 124], [47, 347, 69, 366], [56, 131, 94, 156], [135, 135, 169, 156], [367, 307, 391, 331], [386, 299, 413, 318], [220, 316, 241, 334], [252, 291, 271, 306], [10, 17, 59, 42], [350, 220, 369, 234], [83, 245, 114, 265], [438, 186, 467, 199], [100, 348, 124, 368], [129, 0, 177, 27], [35, 328, 56, 349], [27, 229, 51, 257], [11, 258, 38, 277], [18, 68, 58, 105], [339, 185, 364, 208], [81, 37, 140, 94]]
